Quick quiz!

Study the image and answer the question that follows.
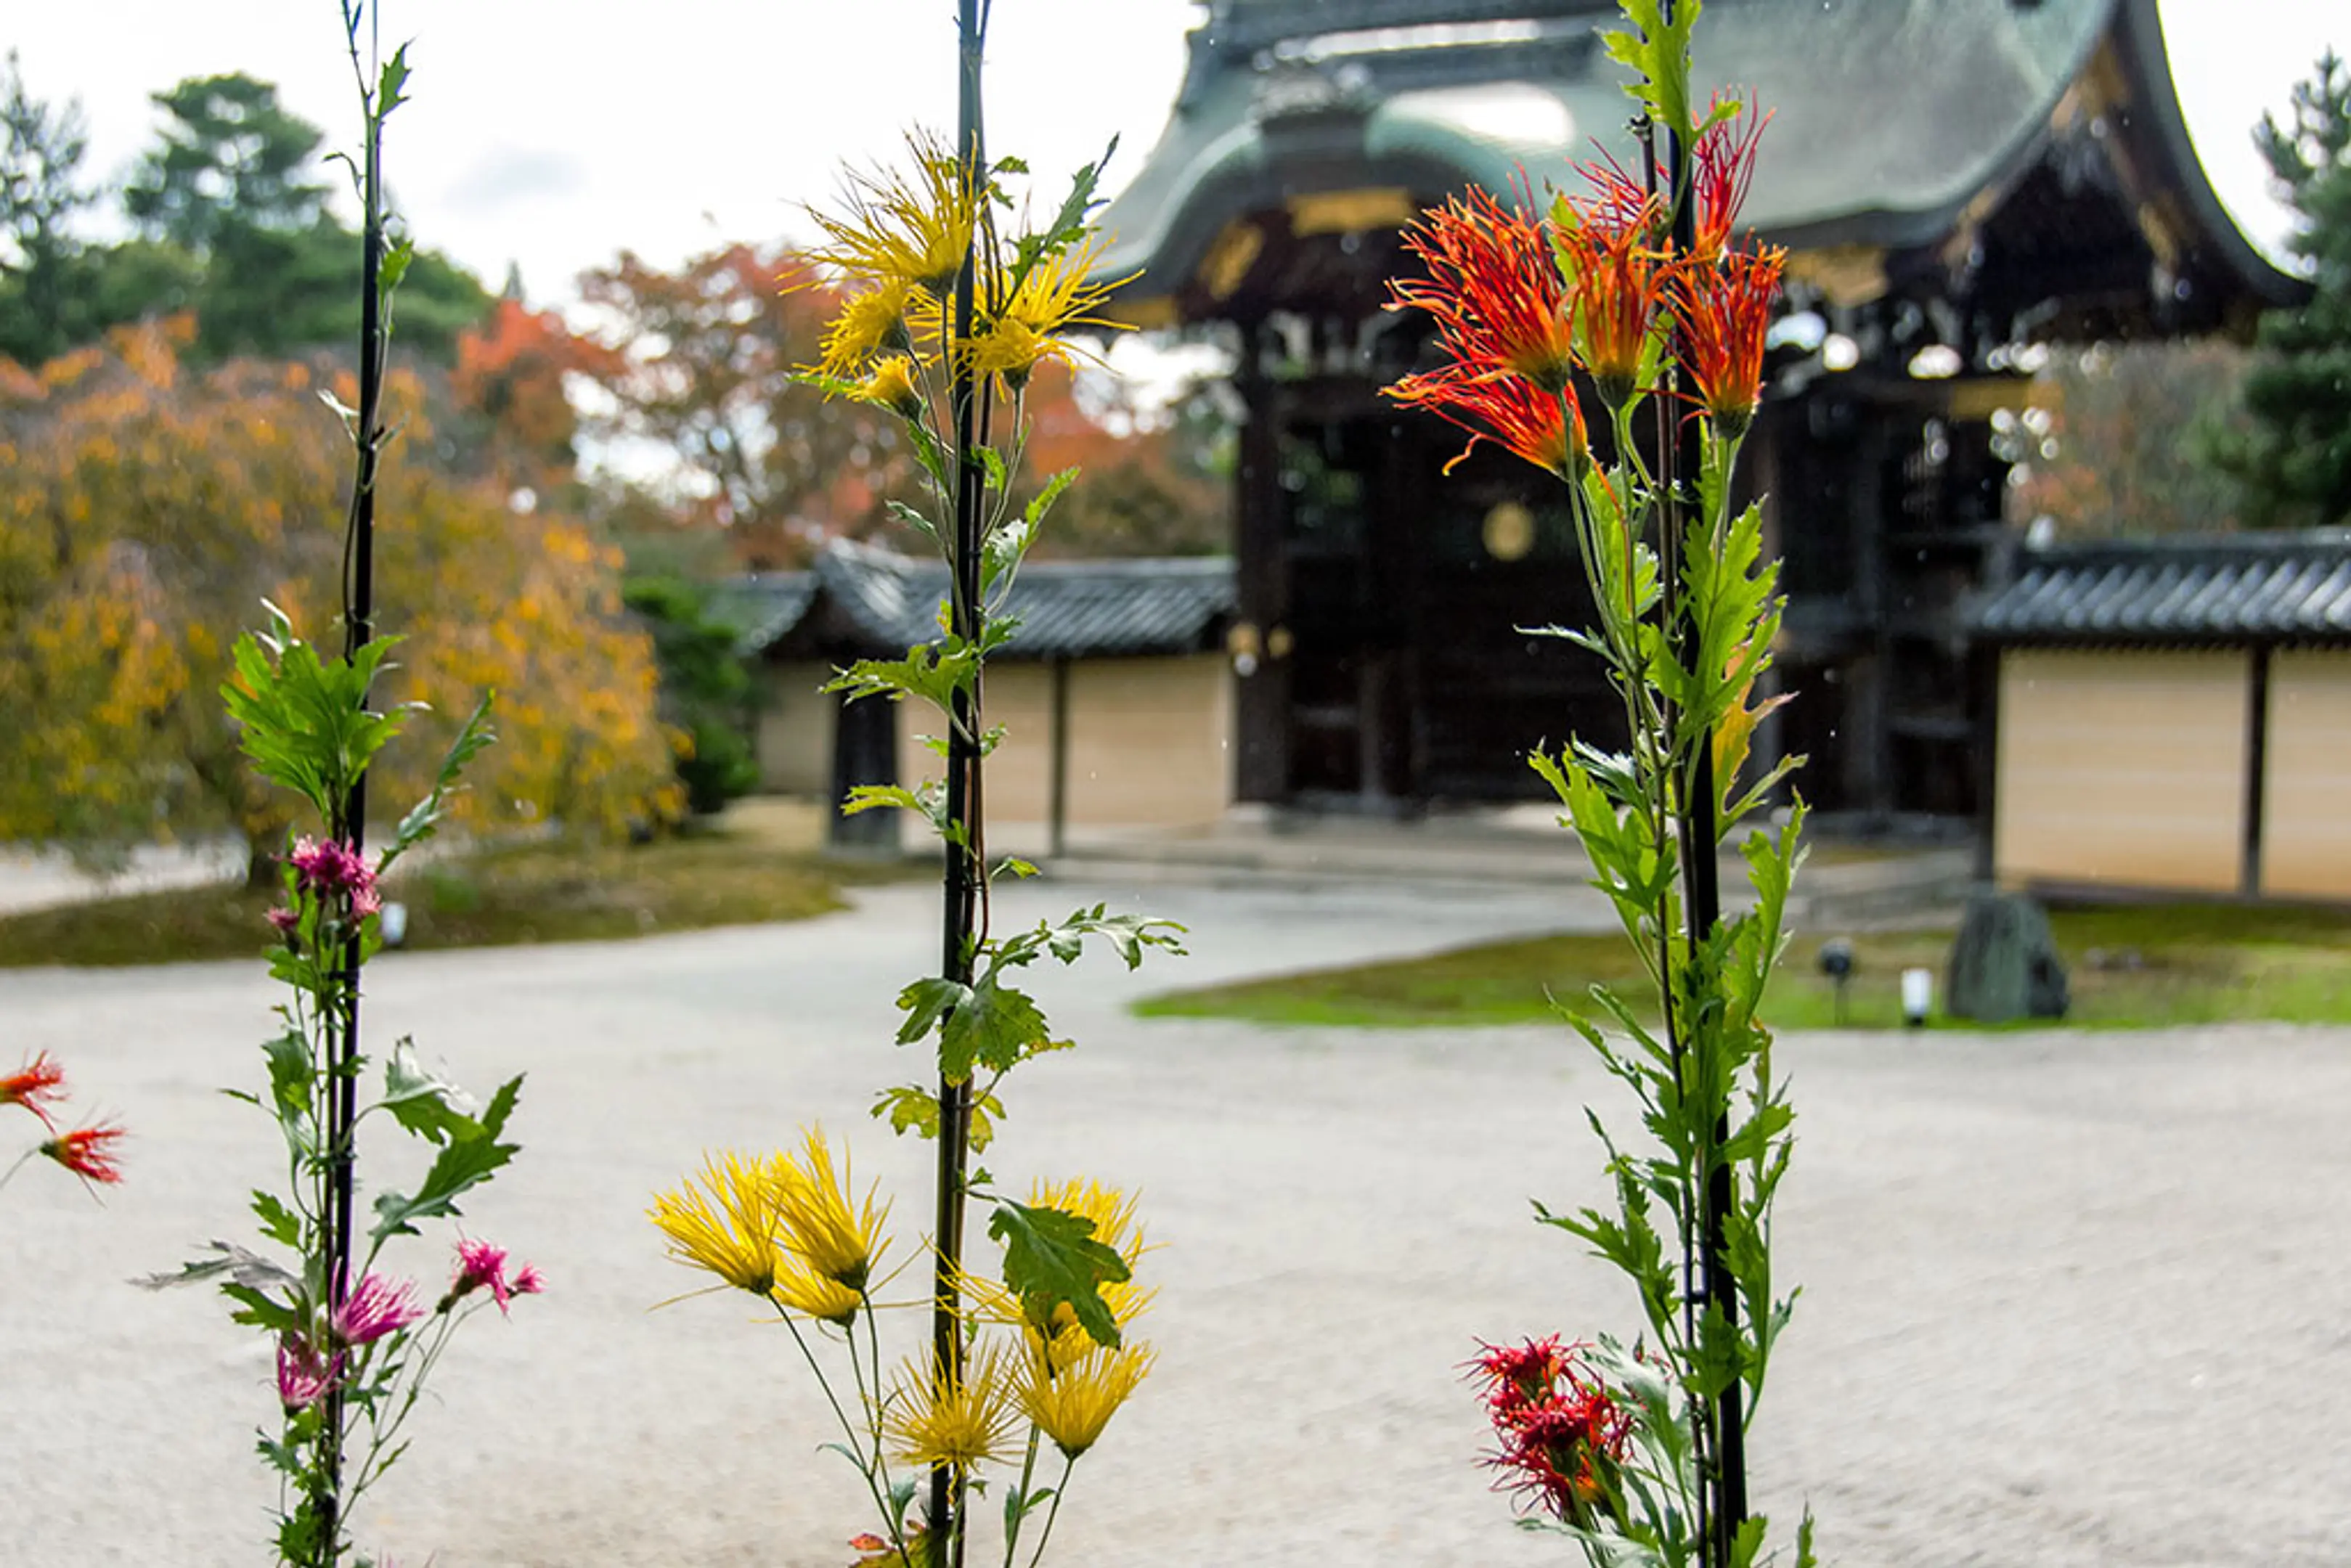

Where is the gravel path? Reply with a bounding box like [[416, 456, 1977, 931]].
[[4, 876, 2347, 1566]]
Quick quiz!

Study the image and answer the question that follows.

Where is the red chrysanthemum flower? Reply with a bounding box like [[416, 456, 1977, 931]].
[[3, 1051, 68, 1128], [1675, 244, 1786, 438], [1467, 1336, 1636, 1530], [1389, 364, 1588, 481], [40, 1122, 126, 1185], [1691, 96, 1769, 264], [1470, 1335, 1577, 1419], [1387, 183, 1577, 395]]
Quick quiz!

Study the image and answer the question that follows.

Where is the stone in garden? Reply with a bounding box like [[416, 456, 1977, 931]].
[[1946, 890, 2070, 1023]]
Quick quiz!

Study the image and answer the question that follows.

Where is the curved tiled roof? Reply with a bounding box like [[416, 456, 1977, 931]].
[[1976, 535, 2351, 645], [732, 539, 1236, 660], [709, 573, 821, 656], [1091, 0, 2299, 319]]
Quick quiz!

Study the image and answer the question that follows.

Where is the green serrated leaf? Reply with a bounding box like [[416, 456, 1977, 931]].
[[938, 975, 1059, 1082], [376, 41, 412, 115], [221, 1280, 306, 1335], [887, 498, 940, 542], [383, 691, 496, 872], [873, 1083, 942, 1140], [251, 1191, 303, 1249], [989, 1199, 1130, 1349], [376, 1037, 479, 1146], [367, 1074, 523, 1246]]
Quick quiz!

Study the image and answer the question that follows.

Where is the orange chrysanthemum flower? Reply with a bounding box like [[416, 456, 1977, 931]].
[[1674, 245, 1785, 438], [1556, 203, 1668, 409], [1388, 364, 1588, 481], [1388, 185, 1576, 395]]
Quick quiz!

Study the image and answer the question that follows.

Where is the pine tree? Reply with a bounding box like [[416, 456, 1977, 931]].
[[0, 51, 98, 365], [2212, 52, 2351, 528]]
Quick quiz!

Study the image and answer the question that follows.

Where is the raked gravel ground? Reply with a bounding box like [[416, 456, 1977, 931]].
[[4, 873, 2349, 1567]]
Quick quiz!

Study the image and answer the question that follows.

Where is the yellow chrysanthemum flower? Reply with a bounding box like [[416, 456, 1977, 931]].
[[960, 238, 1130, 391], [855, 354, 926, 421], [884, 1342, 1021, 1471], [771, 1256, 863, 1326], [818, 279, 916, 380], [773, 1127, 889, 1291], [648, 1151, 782, 1296], [1029, 1175, 1144, 1268], [807, 128, 978, 294], [1021, 1339, 1155, 1459]]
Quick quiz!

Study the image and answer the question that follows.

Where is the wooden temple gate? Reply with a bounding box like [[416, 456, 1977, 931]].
[[1096, 0, 2301, 824]]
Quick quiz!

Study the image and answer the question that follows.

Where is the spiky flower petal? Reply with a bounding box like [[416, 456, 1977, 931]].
[[804, 128, 979, 294], [289, 836, 381, 918], [446, 1236, 540, 1315], [1675, 245, 1786, 437], [1555, 203, 1669, 407], [1388, 185, 1575, 395], [963, 237, 1129, 391], [2, 1051, 67, 1127], [1388, 368, 1588, 481], [40, 1122, 125, 1184], [649, 1152, 782, 1297], [771, 1257, 863, 1326], [884, 1341, 1021, 1471], [331, 1273, 423, 1347], [276, 1335, 341, 1412], [818, 279, 916, 381], [856, 354, 926, 420], [773, 1128, 888, 1291], [1467, 1336, 1636, 1530], [1021, 1339, 1154, 1459], [1691, 97, 1769, 264]]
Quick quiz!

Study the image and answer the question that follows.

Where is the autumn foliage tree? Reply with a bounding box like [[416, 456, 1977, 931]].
[[0, 318, 680, 880], [579, 241, 918, 568], [1016, 360, 1230, 558], [452, 290, 618, 500]]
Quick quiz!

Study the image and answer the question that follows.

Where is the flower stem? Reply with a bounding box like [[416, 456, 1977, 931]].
[[1020, 1453, 1077, 1568], [775, 1299, 907, 1561]]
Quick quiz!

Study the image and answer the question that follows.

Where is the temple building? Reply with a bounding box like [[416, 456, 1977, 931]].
[[1091, 0, 2303, 824]]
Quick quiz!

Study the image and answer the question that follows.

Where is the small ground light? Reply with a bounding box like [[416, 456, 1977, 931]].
[[1901, 966, 1934, 1029], [380, 902, 409, 949], [1817, 938, 1856, 1025]]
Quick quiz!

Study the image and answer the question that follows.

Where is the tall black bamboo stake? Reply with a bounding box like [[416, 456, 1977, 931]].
[[1658, 8, 1748, 1550], [320, 12, 385, 1557], [929, 1, 987, 1559]]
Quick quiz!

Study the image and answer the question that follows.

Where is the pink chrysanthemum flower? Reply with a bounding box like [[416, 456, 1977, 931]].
[[330, 1273, 423, 1347], [264, 906, 301, 939], [288, 836, 382, 918], [444, 1237, 540, 1316], [2, 1051, 68, 1128], [276, 1336, 342, 1412]]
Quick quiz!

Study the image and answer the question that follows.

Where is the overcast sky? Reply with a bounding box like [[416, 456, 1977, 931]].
[[7, 1, 2345, 320]]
